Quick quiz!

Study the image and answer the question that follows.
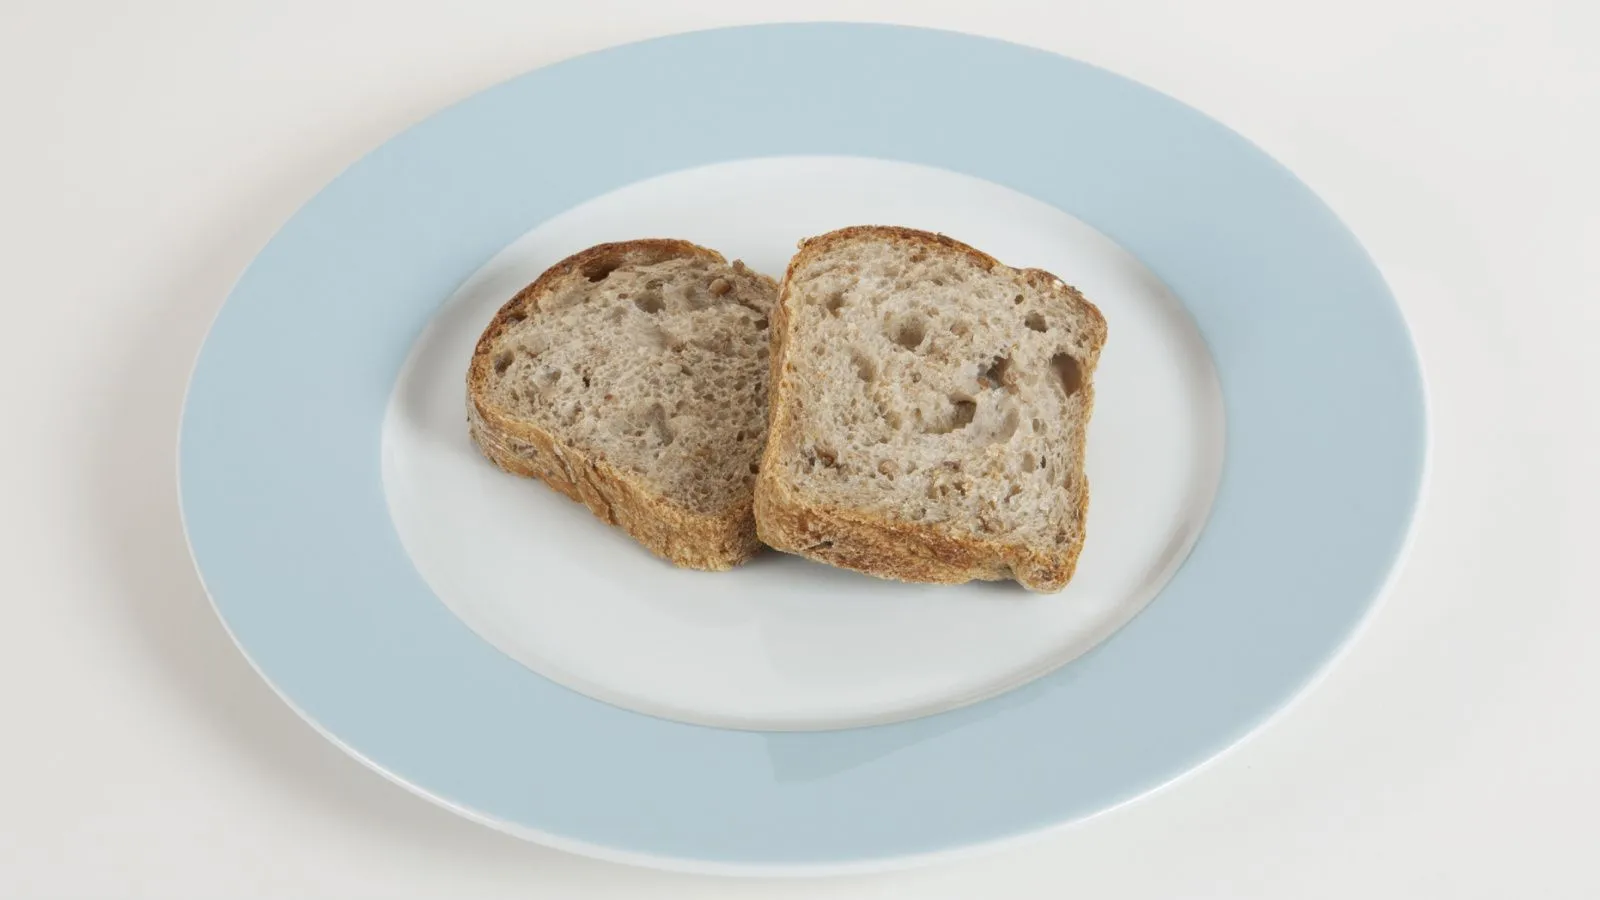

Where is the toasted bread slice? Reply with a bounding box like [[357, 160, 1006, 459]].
[[468, 240, 777, 570], [753, 226, 1107, 591]]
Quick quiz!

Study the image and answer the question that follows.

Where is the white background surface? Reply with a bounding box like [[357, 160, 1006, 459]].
[[1, 1, 1596, 896]]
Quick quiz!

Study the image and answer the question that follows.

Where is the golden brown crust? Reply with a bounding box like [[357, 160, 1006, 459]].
[[466, 239, 763, 571], [754, 226, 1107, 592]]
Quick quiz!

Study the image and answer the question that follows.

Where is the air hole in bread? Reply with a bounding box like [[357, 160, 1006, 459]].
[[996, 408, 1020, 442], [646, 323, 680, 352], [755, 317, 769, 330], [1051, 352, 1084, 398], [978, 355, 1012, 388], [923, 397, 976, 435], [642, 403, 674, 446], [890, 316, 927, 350], [823, 291, 846, 316], [694, 334, 736, 356], [505, 310, 527, 324], [534, 366, 561, 390], [1021, 452, 1038, 472], [634, 293, 665, 314], [1013, 294, 1025, 305], [852, 351, 876, 382], [492, 350, 514, 374], [878, 459, 899, 479], [1025, 312, 1048, 332], [950, 321, 970, 337], [581, 258, 622, 282]]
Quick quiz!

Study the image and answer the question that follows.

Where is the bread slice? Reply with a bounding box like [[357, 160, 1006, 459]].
[[753, 226, 1107, 592], [467, 239, 778, 570]]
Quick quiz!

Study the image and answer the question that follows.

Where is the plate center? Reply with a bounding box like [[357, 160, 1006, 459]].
[[380, 156, 1224, 731]]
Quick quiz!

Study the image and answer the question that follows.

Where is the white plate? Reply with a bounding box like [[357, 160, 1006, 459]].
[[383, 156, 1224, 730]]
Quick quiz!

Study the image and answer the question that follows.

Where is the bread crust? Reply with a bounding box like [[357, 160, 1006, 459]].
[[466, 240, 767, 571], [753, 226, 1107, 592]]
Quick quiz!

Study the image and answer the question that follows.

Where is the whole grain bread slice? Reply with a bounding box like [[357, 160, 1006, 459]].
[[467, 239, 778, 570], [753, 226, 1107, 591]]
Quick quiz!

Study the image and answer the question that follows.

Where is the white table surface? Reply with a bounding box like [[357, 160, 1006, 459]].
[[2, 1, 1596, 896]]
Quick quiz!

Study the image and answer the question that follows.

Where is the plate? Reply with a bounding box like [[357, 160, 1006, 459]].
[[180, 24, 1425, 874]]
